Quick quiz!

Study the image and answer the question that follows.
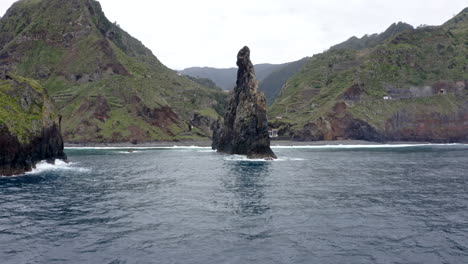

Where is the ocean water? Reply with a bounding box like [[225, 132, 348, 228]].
[[1, 144, 468, 263]]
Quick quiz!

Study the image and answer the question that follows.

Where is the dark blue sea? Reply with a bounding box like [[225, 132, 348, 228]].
[[1, 144, 468, 264]]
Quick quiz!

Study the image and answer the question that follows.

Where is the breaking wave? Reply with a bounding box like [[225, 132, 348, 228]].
[[116, 151, 142, 154], [26, 160, 90, 175], [224, 155, 305, 162], [66, 146, 212, 150], [66, 143, 467, 151], [270, 143, 466, 149]]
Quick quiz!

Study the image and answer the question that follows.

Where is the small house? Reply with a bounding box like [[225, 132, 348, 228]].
[[268, 129, 279, 139]]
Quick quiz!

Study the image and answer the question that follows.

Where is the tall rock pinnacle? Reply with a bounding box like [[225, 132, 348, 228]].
[[212, 46, 277, 159]]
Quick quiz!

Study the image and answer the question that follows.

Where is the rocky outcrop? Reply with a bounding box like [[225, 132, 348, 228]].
[[0, 123, 67, 176], [0, 74, 67, 176], [284, 99, 468, 143], [382, 106, 468, 142], [212, 47, 277, 159]]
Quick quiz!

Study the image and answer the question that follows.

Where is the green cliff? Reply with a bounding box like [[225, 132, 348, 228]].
[[0, 72, 66, 176], [269, 8, 468, 142], [258, 57, 310, 105], [0, 0, 226, 143], [245, 23, 414, 106]]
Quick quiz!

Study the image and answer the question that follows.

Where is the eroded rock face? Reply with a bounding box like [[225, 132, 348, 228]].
[[287, 100, 468, 143], [0, 123, 67, 176], [212, 47, 277, 159]]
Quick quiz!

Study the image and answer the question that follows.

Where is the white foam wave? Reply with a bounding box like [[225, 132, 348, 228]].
[[66, 146, 211, 150], [224, 155, 305, 162], [66, 143, 467, 151], [196, 150, 217, 153], [26, 160, 90, 175], [270, 143, 466, 149], [285, 157, 306, 161], [116, 151, 141, 154]]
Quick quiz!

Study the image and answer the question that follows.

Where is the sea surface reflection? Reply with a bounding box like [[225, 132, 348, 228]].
[[225, 161, 270, 216], [1, 145, 468, 263]]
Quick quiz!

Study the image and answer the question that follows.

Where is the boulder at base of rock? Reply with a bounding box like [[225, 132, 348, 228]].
[[212, 46, 277, 160]]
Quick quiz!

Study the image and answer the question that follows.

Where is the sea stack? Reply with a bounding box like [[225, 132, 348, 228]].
[[212, 46, 277, 159]]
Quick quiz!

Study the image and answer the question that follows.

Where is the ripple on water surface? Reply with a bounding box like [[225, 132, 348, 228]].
[[1, 144, 468, 263]]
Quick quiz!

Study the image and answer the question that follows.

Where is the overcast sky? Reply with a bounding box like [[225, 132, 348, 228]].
[[0, 0, 466, 69]]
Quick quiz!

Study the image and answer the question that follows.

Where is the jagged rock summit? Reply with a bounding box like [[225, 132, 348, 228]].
[[212, 46, 277, 159]]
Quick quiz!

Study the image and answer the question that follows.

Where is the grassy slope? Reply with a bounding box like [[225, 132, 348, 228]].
[[0, 74, 58, 143], [258, 57, 310, 106], [0, 0, 226, 142], [263, 22, 413, 108], [269, 8, 468, 136]]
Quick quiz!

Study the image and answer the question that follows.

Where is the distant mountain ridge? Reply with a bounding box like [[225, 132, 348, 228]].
[[180, 67, 236, 91], [330, 22, 414, 51], [258, 57, 310, 105], [259, 22, 415, 107], [182, 22, 414, 106], [0, 0, 226, 143], [180, 63, 285, 91], [181, 58, 311, 105]]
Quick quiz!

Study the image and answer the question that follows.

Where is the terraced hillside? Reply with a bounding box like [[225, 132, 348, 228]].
[[269, 8, 468, 142], [0, 0, 226, 143]]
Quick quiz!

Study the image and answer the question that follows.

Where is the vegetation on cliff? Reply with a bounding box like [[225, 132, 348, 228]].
[[1, 74, 49, 143], [0, 0, 227, 143], [330, 22, 414, 51], [269, 8, 468, 142], [258, 57, 310, 105], [0, 73, 66, 176]]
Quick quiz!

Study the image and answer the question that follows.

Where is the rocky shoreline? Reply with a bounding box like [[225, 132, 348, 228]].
[[64, 139, 466, 148], [1, 124, 67, 176]]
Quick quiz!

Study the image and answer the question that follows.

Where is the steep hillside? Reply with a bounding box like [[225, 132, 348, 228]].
[[330, 22, 414, 51], [0, 0, 226, 143], [258, 57, 309, 105], [270, 8, 468, 142], [0, 72, 66, 176], [181, 63, 285, 91], [258, 23, 412, 106]]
